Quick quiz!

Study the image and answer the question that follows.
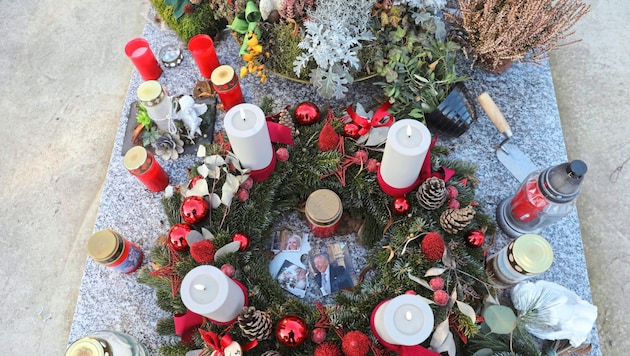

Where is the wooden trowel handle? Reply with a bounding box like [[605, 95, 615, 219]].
[[477, 92, 512, 138]]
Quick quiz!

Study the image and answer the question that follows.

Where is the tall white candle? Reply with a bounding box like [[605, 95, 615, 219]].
[[180, 265, 245, 323], [380, 119, 431, 189], [373, 294, 434, 346], [223, 103, 273, 170]]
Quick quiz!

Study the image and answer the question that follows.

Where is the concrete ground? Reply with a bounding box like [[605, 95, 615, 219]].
[[0, 0, 626, 354]]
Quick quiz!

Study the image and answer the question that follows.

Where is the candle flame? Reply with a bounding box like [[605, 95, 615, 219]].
[[405, 311, 413, 321], [406, 125, 412, 137], [240, 108, 246, 120], [193, 284, 206, 291]]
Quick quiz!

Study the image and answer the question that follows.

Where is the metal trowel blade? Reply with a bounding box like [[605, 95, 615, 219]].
[[496, 142, 538, 182]]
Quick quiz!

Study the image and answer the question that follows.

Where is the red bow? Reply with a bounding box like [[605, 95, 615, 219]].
[[200, 330, 234, 356], [345, 101, 394, 136]]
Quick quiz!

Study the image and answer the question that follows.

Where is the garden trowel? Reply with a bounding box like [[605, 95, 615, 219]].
[[477, 92, 538, 182]]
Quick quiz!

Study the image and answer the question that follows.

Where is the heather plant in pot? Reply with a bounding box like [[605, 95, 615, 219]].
[[445, 0, 590, 73]]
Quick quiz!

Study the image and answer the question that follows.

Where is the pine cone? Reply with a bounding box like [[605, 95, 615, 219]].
[[278, 107, 299, 136], [153, 133, 184, 160], [440, 205, 476, 234], [261, 351, 281, 356], [238, 306, 272, 341], [416, 177, 447, 210]]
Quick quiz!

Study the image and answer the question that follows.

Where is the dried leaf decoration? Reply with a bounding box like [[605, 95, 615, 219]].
[[383, 245, 395, 263], [430, 318, 456, 356]]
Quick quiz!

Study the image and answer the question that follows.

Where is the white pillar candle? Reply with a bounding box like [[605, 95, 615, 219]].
[[223, 103, 273, 170], [380, 119, 431, 189], [136, 80, 173, 132], [373, 294, 434, 346], [180, 265, 245, 323]]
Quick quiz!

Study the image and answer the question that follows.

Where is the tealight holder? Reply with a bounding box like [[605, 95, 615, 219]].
[[159, 44, 183, 68]]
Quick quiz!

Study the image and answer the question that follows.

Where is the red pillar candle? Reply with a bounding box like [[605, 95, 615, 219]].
[[123, 146, 169, 192], [188, 34, 220, 79], [124, 38, 162, 80], [211, 65, 245, 111]]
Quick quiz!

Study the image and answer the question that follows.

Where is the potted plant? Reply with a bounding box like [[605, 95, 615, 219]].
[[445, 0, 590, 73]]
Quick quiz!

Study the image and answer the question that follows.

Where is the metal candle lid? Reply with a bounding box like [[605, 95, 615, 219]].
[[123, 146, 148, 171], [159, 44, 183, 67], [210, 65, 235, 86], [87, 230, 122, 263], [65, 337, 110, 356], [305, 189, 342, 225], [511, 234, 554, 274]]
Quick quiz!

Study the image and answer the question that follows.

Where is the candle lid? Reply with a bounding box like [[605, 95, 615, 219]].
[[65, 337, 110, 356], [210, 65, 235, 86], [136, 80, 163, 102], [511, 234, 554, 274], [123, 146, 149, 171], [305, 189, 343, 225], [87, 230, 122, 262]]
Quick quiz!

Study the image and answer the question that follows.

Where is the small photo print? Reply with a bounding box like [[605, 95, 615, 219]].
[[275, 260, 309, 298], [270, 228, 304, 253], [308, 242, 357, 296]]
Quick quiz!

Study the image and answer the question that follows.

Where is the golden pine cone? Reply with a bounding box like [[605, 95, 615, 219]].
[[439, 205, 476, 234]]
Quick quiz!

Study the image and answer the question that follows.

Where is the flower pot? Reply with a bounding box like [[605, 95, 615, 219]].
[[477, 55, 513, 74], [425, 83, 477, 138]]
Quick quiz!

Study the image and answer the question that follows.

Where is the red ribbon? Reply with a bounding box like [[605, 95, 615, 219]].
[[199, 330, 258, 355], [419, 134, 456, 183], [345, 101, 394, 136], [174, 309, 204, 343], [266, 121, 294, 146]]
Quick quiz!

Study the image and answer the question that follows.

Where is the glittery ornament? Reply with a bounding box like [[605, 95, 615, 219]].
[[343, 123, 360, 138], [241, 176, 254, 190], [221, 263, 235, 277], [354, 150, 368, 164], [318, 120, 340, 152], [366, 158, 378, 173], [232, 232, 250, 251], [392, 196, 410, 215], [433, 289, 449, 306], [465, 229, 485, 248], [446, 185, 459, 199], [341, 331, 370, 356], [447, 198, 461, 209], [237, 188, 249, 202], [311, 327, 327, 344], [314, 342, 342, 356], [294, 102, 320, 126], [276, 147, 289, 162], [420, 232, 445, 262], [429, 277, 445, 291], [168, 224, 192, 252], [180, 196, 210, 224], [190, 239, 215, 264], [275, 315, 308, 347]]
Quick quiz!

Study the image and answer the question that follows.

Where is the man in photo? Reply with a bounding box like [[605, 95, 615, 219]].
[[312, 253, 353, 295]]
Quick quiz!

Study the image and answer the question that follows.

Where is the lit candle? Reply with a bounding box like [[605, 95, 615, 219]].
[[188, 34, 221, 79], [124, 38, 162, 80], [211, 65, 245, 111], [180, 265, 245, 323], [372, 294, 434, 346], [136, 80, 174, 132], [379, 119, 431, 190], [223, 103, 273, 171], [123, 146, 169, 192]]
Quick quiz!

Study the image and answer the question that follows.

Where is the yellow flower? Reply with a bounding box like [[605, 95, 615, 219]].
[[240, 66, 248, 78], [242, 53, 255, 62]]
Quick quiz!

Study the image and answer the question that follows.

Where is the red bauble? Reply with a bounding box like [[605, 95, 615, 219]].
[[294, 102, 320, 126], [429, 277, 445, 291], [343, 123, 360, 138], [341, 331, 370, 356], [190, 239, 216, 264], [447, 198, 460, 210], [392, 196, 410, 215], [465, 229, 485, 248], [311, 327, 327, 344], [180, 196, 210, 224], [366, 158, 379, 173], [433, 289, 450, 306], [276, 147, 290, 162], [314, 342, 342, 356], [421, 232, 445, 262], [232, 232, 250, 251], [221, 263, 235, 277], [237, 188, 249, 202], [240, 176, 254, 190], [168, 224, 192, 252], [275, 315, 308, 347]]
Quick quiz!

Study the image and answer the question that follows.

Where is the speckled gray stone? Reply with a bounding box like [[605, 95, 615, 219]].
[[68, 10, 601, 355]]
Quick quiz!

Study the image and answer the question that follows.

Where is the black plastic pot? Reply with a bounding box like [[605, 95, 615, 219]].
[[425, 83, 477, 137]]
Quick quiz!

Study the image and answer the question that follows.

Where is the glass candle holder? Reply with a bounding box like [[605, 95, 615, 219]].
[[87, 229, 143, 274], [124, 38, 162, 80], [159, 44, 183, 67], [66, 330, 149, 356]]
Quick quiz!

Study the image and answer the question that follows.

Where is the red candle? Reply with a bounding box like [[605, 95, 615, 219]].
[[509, 177, 549, 223], [123, 146, 169, 192], [188, 34, 220, 79], [211, 65, 245, 111], [124, 38, 162, 80]]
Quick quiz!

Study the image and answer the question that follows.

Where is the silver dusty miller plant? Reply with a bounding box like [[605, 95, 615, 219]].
[[394, 0, 447, 40], [293, 0, 375, 99]]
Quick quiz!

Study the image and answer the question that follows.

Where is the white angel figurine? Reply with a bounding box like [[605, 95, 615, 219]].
[[176, 95, 207, 140]]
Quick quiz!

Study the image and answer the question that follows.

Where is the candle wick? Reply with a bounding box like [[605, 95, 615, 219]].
[[406, 125, 412, 138], [405, 311, 413, 321], [193, 284, 206, 291], [240, 108, 246, 121]]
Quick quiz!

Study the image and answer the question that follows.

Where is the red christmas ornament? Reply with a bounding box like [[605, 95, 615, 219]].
[[221, 263, 235, 277], [275, 315, 308, 347], [447, 198, 460, 210], [341, 331, 370, 356], [294, 102, 320, 125], [240, 176, 254, 190], [354, 150, 368, 164], [276, 147, 290, 162], [311, 327, 327, 344], [343, 123, 360, 138], [420, 232, 445, 262], [189, 239, 216, 264], [318, 120, 340, 152], [392, 196, 410, 215], [366, 158, 378, 173], [237, 188, 249, 202], [168, 224, 192, 252], [429, 277, 445, 291], [465, 229, 486, 248], [433, 289, 450, 306], [314, 342, 342, 356], [446, 185, 459, 199], [232, 232, 250, 251], [180, 196, 209, 224]]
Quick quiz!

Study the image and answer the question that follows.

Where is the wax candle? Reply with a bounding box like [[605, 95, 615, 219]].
[[372, 294, 434, 346], [223, 103, 273, 171], [123, 146, 169, 192], [180, 265, 245, 323], [124, 38, 162, 80], [188, 34, 220, 79], [211, 65, 245, 111], [379, 119, 431, 190], [136, 80, 174, 132]]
